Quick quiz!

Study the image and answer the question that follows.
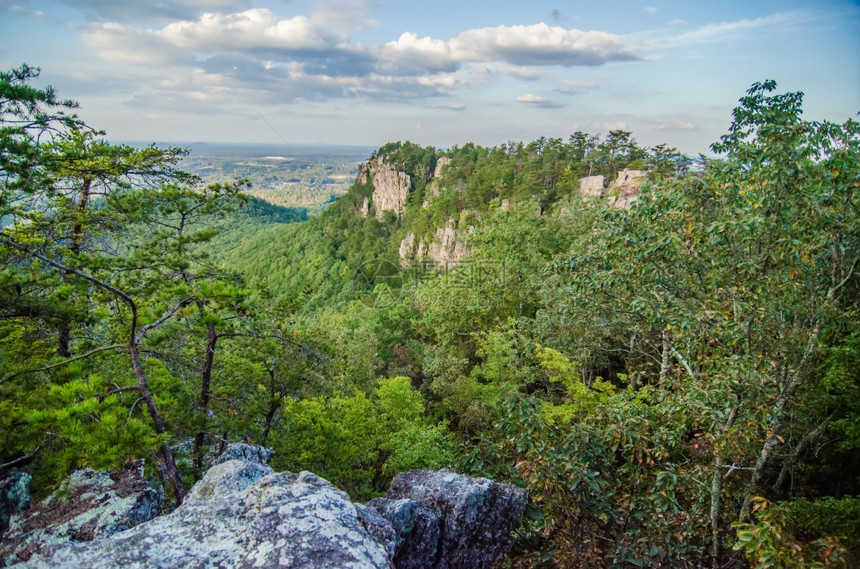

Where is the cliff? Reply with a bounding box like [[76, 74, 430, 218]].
[[399, 222, 471, 269], [358, 156, 413, 220], [578, 169, 646, 209]]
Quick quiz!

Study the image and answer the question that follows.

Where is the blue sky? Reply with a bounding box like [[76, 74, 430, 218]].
[[1, 0, 858, 155]]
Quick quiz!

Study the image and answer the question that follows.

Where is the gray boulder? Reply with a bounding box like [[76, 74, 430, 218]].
[[368, 498, 441, 569], [4, 447, 527, 569], [368, 469, 528, 569], [1, 460, 161, 567], [18, 461, 392, 569], [209, 442, 274, 467], [0, 472, 31, 536]]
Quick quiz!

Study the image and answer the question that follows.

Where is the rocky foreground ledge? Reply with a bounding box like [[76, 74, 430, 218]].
[[1, 444, 527, 568]]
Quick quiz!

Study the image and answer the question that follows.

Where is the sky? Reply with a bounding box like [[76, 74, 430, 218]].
[[1, 0, 858, 155]]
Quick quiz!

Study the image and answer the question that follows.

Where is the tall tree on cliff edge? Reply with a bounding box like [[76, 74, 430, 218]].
[[0, 65, 243, 502]]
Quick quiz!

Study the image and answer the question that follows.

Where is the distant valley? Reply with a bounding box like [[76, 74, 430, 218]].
[[126, 142, 375, 214]]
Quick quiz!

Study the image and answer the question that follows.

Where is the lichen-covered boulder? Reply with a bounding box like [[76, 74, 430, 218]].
[[367, 498, 440, 569], [0, 472, 31, 536], [209, 442, 274, 467], [368, 469, 528, 569], [18, 462, 393, 569], [1, 460, 161, 567]]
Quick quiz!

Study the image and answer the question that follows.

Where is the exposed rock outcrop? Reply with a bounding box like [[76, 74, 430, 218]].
[[579, 175, 606, 197], [608, 169, 646, 209], [369, 469, 528, 569], [425, 223, 470, 268], [579, 170, 646, 208], [5, 447, 527, 569], [358, 156, 413, 219], [209, 442, 274, 467], [0, 472, 31, 536], [399, 221, 471, 269], [13, 463, 392, 569], [399, 231, 417, 266], [1, 461, 161, 566], [422, 156, 451, 208]]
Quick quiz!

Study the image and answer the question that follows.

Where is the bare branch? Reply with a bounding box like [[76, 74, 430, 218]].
[[671, 347, 697, 380], [1, 447, 40, 470], [828, 257, 858, 300], [134, 297, 195, 345], [98, 385, 142, 401]]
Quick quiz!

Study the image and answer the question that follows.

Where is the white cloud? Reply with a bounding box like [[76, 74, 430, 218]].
[[81, 23, 189, 65], [380, 23, 640, 70], [645, 6, 657, 14], [516, 94, 562, 108], [57, 0, 253, 22], [160, 10, 337, 51], [310, 0, 380, 33], [667, 19, 687, 26], [77, 8, 642, 108], [380, 32, 458, 71], [662, 13, 801, 46]]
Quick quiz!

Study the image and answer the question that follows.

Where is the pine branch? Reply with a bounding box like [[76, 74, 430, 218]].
[[0, 343, 126, 384]]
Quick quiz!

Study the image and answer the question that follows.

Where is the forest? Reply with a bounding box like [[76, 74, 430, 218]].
[[2, 64, 859, 568]]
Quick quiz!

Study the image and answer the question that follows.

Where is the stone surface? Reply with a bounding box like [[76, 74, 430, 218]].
[[608, 169, 646, 209], [0, 472, 31, 536], [426, 223, 470, 269], [399, 221, 471, 269], [15, 464, 393, 569], [579, 174, 606, 197], [398, 231, 417, 267], [367, 498, 440, 569], [4, 447, 527, 569], [422, 156, 451, 208], [210, 442, 274, 467], [369, 469, 528, 569], [1, 461, 161, 567], [358, 156, 412, 220]]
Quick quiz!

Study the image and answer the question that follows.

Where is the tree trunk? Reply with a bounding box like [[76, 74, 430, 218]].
[[772, 410, 837, 495], [710, 454, 726, 569], [192, 320, 217, 468], [130, 343, 187, 503], [660, 329, 672, 380], [260, 402, 279, 446], [710, 405, 738, 569], [57, 177, 92, 357]]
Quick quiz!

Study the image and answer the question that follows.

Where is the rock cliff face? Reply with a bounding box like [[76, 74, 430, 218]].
[[358, 156, 413, 220], [422, 156, 451, 208], [579, 174, 606, 197], [399, 221, 471, 269], [608, 169, 646, 209], [579, 169, 646, 208], [2, 445, 527, 569]]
